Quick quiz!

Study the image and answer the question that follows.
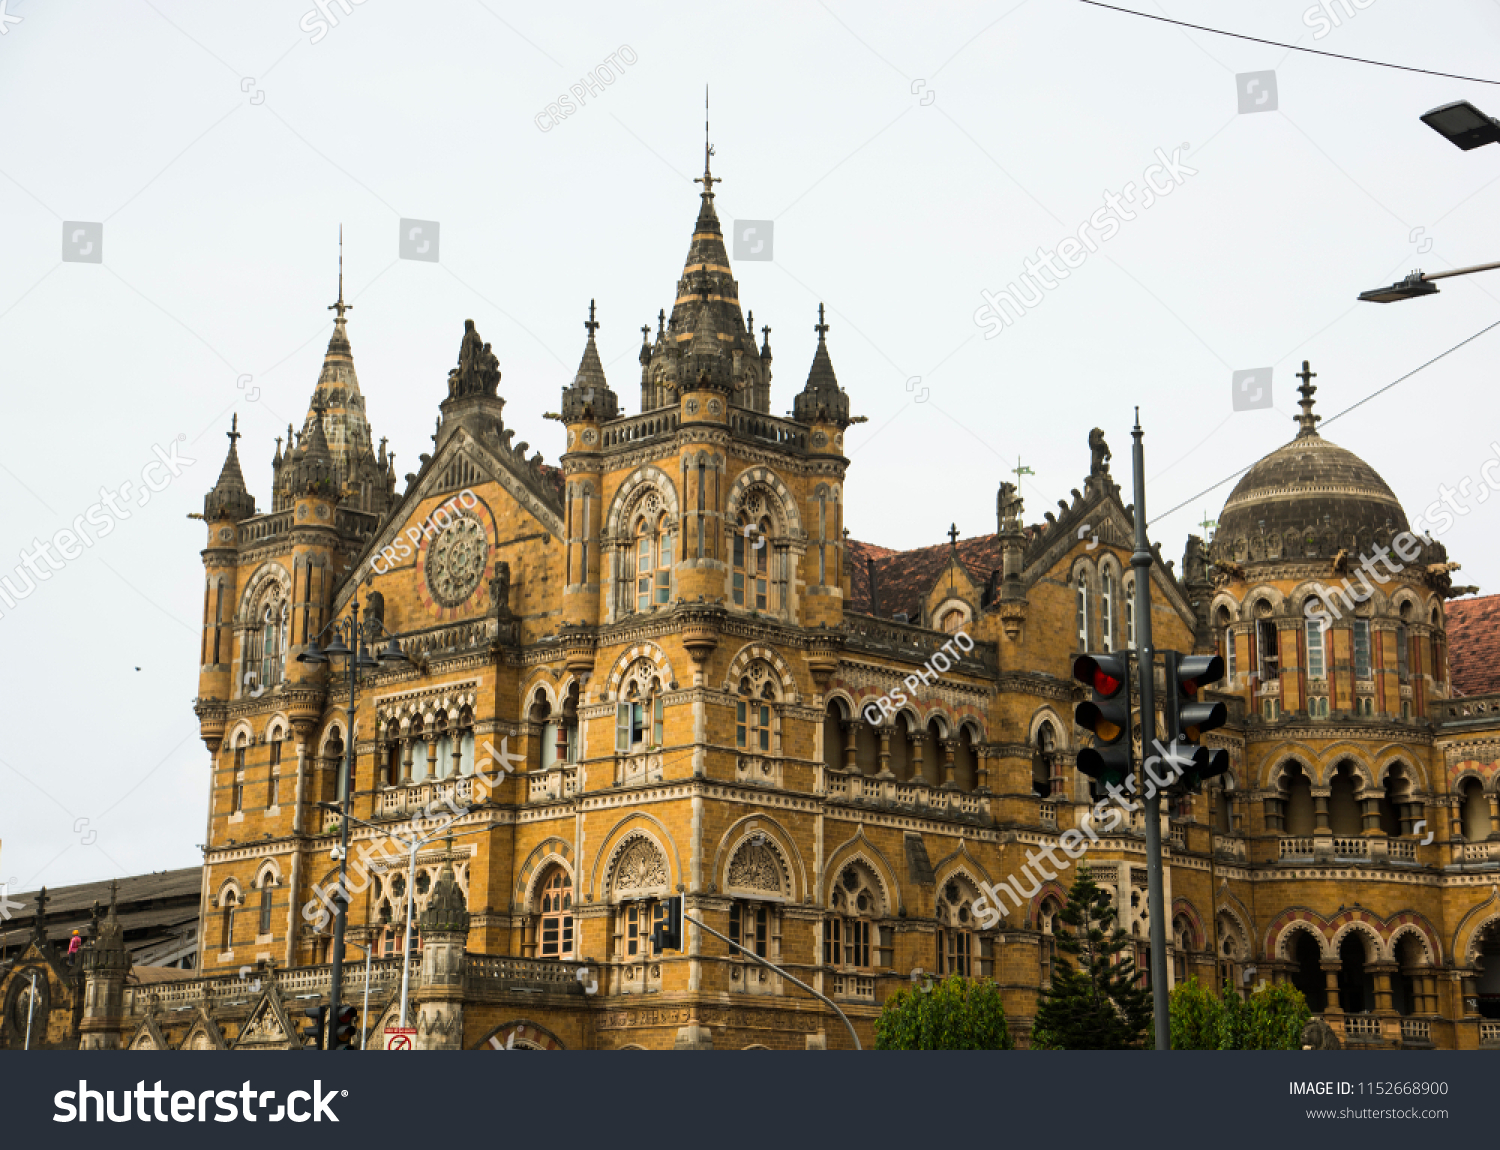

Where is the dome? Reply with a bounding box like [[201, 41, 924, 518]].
[[1214, 364, 1408, 563]]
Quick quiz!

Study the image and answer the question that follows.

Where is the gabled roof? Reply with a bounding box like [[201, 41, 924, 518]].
[[1447, 594, 1500, 697], [848, 535, 1004, 621]]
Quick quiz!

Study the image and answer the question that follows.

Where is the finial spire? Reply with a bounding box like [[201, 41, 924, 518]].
[[1295, 359, 1321, 437], [814, 302, 828, 343], [948, 523, 960, 548], [694, 86, 721, 197], [227, 413, 241, 446], [585, 298, 600, 338], [657, 308, 666, 338], [329, 226, 352, 322]]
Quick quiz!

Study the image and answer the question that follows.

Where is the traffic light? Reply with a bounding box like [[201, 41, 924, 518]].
[[1073, 653, 1132, 787], [301, 1005, 327, 1050], [652, 895, 683, 953], [331, 1004, 360, 1051], [1162, 651, 1229, 791]]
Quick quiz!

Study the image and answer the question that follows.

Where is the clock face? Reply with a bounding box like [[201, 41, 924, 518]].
[[423, 515, 490, 607]]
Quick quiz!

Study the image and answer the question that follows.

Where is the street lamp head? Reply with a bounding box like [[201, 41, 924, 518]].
[[378, 636, 410, 665], [297, 639, 328, 665], [1358, 271, 1440, 303], [1420, 100, 1500, 150], [323, 633, 351, 660]]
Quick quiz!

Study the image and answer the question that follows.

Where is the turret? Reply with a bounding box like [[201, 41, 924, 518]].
[[560, 301, 615, 629], [79, 883, 129, 1050], [414, 840, 470, 1050]]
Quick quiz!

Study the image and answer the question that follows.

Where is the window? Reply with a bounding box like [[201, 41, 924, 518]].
[[231, 734, 246, 814], [828, 865, 881, 968], [625, 901, 667, 957], [1125, 580, 1136, 649], [733, 514, 770, 609], [1309, 696, 1329, 718], [736, 698, 771, 751], [634, 514, 673, 612], [220, 891, 237, 952], [1224, 627, 1236, 677], [1397, 625, 1410, 682], [939, 927, 972, 976], [268, 734, 281, 807], [729, 902, 769, 958], [1100, 568, 1114, 651], [538, 868, 574, 959], [259, 602, 287, 688], [258, 877, 273, 936], [1075, 571, 1089, 648], [615, 681, 663, 753], [1354, 619, 1372, 679], [936, 879, 976, 976], [1263, 698, 1279, 722], [1257, 618, 1279, 679], [940, 608, 964, 634], [1305, 617, 1325, 679]]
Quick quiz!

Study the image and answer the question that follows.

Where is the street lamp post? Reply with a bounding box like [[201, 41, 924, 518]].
[[297, 598, 409, 1048]]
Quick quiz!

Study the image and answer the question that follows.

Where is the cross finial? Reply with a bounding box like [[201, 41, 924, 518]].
[[1198, 510, 1218, 535], [585, 299, 600, 337], [694, 86, 721, 195], [1012, 456, 1035, 484], [814, 303, 828, 342], [1294, 358, 1321, 437], [948, 523, 960, 547], [328, 225, 352, 321], [227, 414, 241, 446], [657, 308, 666, 338], [641, 323, 650, 343]]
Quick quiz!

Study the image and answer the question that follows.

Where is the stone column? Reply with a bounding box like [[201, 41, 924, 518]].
[[400, 739, 413, 786], [940, 740, 958, 791], [876, 727, 893, 780], [1360, 796, 1381, 833], [413, 845, 469, 1051], [1312, 789, 1332, 834], [841, 721, 858, 773], [1370, 963, 1397, 1015], [1321, 960, 1343, 1015]]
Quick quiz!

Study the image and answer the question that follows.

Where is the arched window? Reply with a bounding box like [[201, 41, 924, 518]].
[[955, 725, 979, 791], [258, 875, 274, 936], [433, 711, 452, 780], [1100, 568, 1115, 651], [729, 902, 770, 958], [327, 726, 350, 799], [733, 514, 771, 610], [616, 677, 663, 754], [1290, 930, 1325, 1012], [736, 675, 776, 753], [1328, 762, 1362, 836], [1461, 778, 1491, 841], [1033, 720, 1057, 798], [407, 716, 425, 784], [940, 608, 965, 634], [457, 705, 476, 775], [827, 863, 883, 969], [538, 867, 574, 959], [231, 731, 247, 814], [1173, 914, 1195, 983], [267, 729, 282, 808], [1075, 571, 1089, 648], [889, 712, 914, 780], [1305, 614, 1325, 679], [823, 700, 849, 773], [260, 602, 288, 689], [220, 891, 238, 952], [635, 513, 673, 613], [1124, 579, 1136, 650], [936, 878, 978, 976], [1282, 762, 1314, 836]]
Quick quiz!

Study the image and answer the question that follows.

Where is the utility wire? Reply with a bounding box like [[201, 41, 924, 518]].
[[1150, 315, 1500, 525], [1079, 1, 1500, 86]]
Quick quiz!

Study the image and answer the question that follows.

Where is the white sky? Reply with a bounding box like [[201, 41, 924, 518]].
[[3, 0, 1499, 891]]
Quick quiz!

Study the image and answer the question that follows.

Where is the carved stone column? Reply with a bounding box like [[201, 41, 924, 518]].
[[1369, 963, 1397, 1015], [1321, 960, 1343, 1015], [876, 727, 893, 780], [841, 720, 858, 773], [940, 740, 958, 791], [1311, 788, 1332, 834], [400, 739, 413, 786]]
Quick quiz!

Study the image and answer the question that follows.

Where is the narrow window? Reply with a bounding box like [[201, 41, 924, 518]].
[[258, 878, 273, 936], [1354, 620, 1372, 679], [1075, 573, 1089, 648], [1125, 581, 1136, 649], [538, 868, 574, 959], [733, 517, 747, 606], [655, 516, 673, 605], [635, 519, 652, 613], [824, 917, 842, 965], [221, 892, 237, 952], [1397, 625, 1409, 682], [1257, 619, 1279, 679], [1305, 617, 1325, 679], [1101, 568, 1114, 652]]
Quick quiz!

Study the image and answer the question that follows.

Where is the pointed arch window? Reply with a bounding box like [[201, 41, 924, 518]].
[[733, 514, 770, 609], [538, 867, 574, 959], [616, 678, 664, 753], [1100, 568, 1115, 651], [1075, 571, 1089, 648], [259, 601, 288, 688], [826, 865, 883, 969], [231, 732, 247, 814], [258, 875, 274, 937], [220, 891, 238, 952], [936, 879, 978, 976], [736, 674, 776, 753], [635, 513, 673, 612]]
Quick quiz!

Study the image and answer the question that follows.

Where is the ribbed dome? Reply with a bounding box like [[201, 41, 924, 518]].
[[1215, 364, 1407, 563]]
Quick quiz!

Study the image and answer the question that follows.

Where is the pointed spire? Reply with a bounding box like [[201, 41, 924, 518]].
[[794, 302, 850, 426], [420, 835, 471, 933], [561, 301, 619, 420], [205, 415, 257, 521], [85, 879, 128, 974], [1295, 359, 1321, 438]]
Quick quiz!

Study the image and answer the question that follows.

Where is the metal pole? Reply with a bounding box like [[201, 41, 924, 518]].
[[684, 913, 862, 1050], [24, 970, 37, 1050], [362, 942, 372, 1049], [1130, 411, 1172, 1051], [329, 601, 359, 1046], [398, 835, 419, 1029]]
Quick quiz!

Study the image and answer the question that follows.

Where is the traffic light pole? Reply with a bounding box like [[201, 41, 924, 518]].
[[1129, 412, 1171, 1051], [683, 913, 863, 1050]]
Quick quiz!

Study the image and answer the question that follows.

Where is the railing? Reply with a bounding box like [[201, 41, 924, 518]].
[[1480, 1020, 1500, 1046], [1332, 836, 1369, 860], [841, 612, 1000, 672], [1279, 836, 1315, 860], [601, 409, 680, 448], [465, 954, 587, 991], [1434, 693, 1500, 722], [1169, 824, 1187, 850], [379, 776, 477, 817], [528, 766, 580, 802], [1039, 802, 1057, 828], [832, 974, 875, 1002], [1212, 834, 1248, 863], [729, 410, 808, 450], [126, 957, 411, 1014], [1459, 842, 1497, 863], [237, 510, 294, 544], [1342, 1014, 1380, 1039], [1388, 839, 1418, 862], [1400, 1018, 1430, 1042], [826, 771, 989, 821]]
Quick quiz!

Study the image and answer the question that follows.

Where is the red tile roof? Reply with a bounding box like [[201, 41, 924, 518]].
[[847, 534, 1005, 621], [1447, 594, 1500, 697]]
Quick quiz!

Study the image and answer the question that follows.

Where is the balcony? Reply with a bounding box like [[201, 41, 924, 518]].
[[1278, 836, 1315, 861], [728, 410, 809, 451], [825, 771, 990, 824], [1212, 834, 1248, 863], [378, 776, 478, 817], [527, 766, 580, 803], [465, 954, 589, 998], [1435, 693, 1500, 724], [841, 612, 999, 673], [1388, 838, 1418, 863], [1400, 1017, 1431, 1045], [1340, 1013, 1380, 1041], [1458, 841, 1499, 864], [600, 409, 679, 449]]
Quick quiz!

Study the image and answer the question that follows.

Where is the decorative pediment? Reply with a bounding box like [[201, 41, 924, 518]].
[[726, 840, 788, 897], [127, 1014, 169, 1051], [178, 1007, 227, 1051], [608, 834, 670, 899], [232, 988, 298, 1049]]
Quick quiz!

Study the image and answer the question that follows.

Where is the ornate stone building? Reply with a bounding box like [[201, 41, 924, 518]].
[[7, 146, 1500, 1051]]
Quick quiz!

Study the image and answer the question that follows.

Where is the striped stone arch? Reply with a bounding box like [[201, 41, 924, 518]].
[[515, 836, 575, 910], [1328, 916, 1385, 963], [1315, 745, 1377, 788], [713, 814, 807, 902], [931, 841, 996, 892], [1386, 914, 1442, 965], [722, 643, 799, 701], [1028, 705, 1071, 750], [1373, 748, 1427, 791], [1027, 881, 1070, 930], [1208, 591, 1242, 622], [605, 466, 680, 537], [1258, 744, 1321, 790], [475, 1019, 566, 1051], [1215, 900, 1253, 960], [1266, 909, 1332, 960], [1452, 887, 1500, 964], [823, 830, 898, 915], [235, 559, 292, 622], [725, 466, 803, 535], [1171, 898, 1206, 951], [603, 641, 677, 699], [589, 814, 682, 902]]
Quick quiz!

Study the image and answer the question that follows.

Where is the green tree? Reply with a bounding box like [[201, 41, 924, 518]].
[[1168, 976, 1221, 1050], [1030, 865, 1152, 1049], [874, 974, 1014, 1050], [1225, 980, 1311, 1050]]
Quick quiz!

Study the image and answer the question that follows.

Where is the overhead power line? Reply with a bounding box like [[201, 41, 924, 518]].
[[1079, 1, 1500, 86]]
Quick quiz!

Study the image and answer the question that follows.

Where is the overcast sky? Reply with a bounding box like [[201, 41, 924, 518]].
[[3, 0, 1499, 892]]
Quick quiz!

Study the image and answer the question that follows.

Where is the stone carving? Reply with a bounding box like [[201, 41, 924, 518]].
[[728, 841, 784, 893], [1183, 535, 1208, 584], [612, 838, 668, 895], [1089, 428, 1111, 476], [1300, 1018, 1342, 1050], [997, 481, 1023, 529], [490, 560, 512, 618], [425, 515, 489, 606], [447, 319, 502, 398]]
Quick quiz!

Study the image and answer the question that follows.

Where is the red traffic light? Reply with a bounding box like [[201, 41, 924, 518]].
[[1173, 654, 1224, 698], [1073, 654, 1127, 697]]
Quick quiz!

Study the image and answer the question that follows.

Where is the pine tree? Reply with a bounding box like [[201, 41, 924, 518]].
[[1030, 865, 1152, 1049]]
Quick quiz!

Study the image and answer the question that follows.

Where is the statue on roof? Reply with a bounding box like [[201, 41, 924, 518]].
[[448, 319, 502, 398], [1183, 535, 1208, 585], [1089, 428, 1111, 477], [997, 481, 1024, 530]]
